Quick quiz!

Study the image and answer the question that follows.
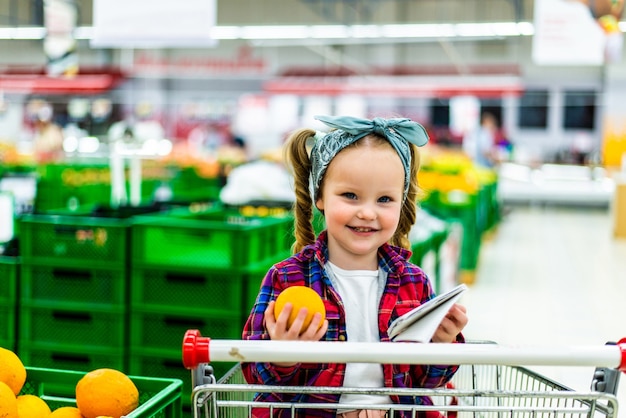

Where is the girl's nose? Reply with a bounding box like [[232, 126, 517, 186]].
[[357, 205, 376, 220]]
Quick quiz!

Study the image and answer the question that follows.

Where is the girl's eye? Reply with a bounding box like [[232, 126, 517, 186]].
[[342, 192, 357, 200], [378, 196, 392, 203]]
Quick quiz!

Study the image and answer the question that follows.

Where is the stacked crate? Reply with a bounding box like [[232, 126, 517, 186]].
[[34, 163, 113, 212], [129, 205, 293, 407], [22, 367, 183, 418], [17, 212, 132, 372], [0, 256, 19, 351], [34, 162, 222, 213]]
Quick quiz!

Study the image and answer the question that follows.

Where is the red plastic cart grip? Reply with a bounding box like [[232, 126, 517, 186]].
[[182, 329, 210, 369], [618, 338, 626, 373]]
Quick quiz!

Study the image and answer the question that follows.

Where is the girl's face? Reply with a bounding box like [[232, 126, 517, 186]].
[[316, 141, 404, 270]]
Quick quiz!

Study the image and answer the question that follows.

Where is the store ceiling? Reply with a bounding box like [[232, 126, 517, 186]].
[[0, 0, 534, 27]]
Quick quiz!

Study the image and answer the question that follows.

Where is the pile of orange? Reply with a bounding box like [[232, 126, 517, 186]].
[[0, 346, 139, 418]]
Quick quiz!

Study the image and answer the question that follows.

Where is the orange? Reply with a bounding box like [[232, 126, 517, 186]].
[[49, 407, 83, 418], [75, 369, 138, 418], [0, 381, 18, 418], [16, 394, 51, 418], [274, 286, 326, 333], [0, 347, 27, 395]]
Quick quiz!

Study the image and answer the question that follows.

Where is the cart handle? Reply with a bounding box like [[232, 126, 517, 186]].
[[182, 330, 626, 373]]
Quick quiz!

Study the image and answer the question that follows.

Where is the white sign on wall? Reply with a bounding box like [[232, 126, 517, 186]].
[[91, 0, 217, 48], [532, 0, 605, 65], [449, 95, 480, 137], [44, 0, 78, 76]]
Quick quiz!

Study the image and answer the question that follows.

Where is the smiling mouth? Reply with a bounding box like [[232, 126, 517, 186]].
[[350, 226, 377, 233]]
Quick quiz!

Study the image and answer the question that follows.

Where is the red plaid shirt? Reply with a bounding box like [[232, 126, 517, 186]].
[[242, 231, 464, 418]]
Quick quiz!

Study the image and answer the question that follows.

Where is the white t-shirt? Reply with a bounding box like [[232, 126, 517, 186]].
[[326, 262, 392, 407]]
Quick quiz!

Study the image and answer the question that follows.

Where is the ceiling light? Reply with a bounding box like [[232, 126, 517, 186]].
[[310, 25, 350, 39], [0, 21, 543, 42], [349, 25, 381, 38], [241, 25, 310, 40]]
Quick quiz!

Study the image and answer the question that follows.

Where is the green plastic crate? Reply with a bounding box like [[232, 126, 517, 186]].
[[19, 203, 173, 268], [228, 201, 326, 237], [35, 179, 111, 212], [168, 166, 223, 202], [426, 191, 482, 272], [21, 262, 126, 307], [19, 303, 126, 349], [0, 256, 19, 351], [0, 306, 16, 351], [34, 161, 182, 212], [0, 256, 18, 303], [19, 213, 131, 268], [18, 343, 126, 372], [131, 207, 294, 270], [129, 265, 271, 315], [129, 306, 243, 352], [20, 366, 182, 418]]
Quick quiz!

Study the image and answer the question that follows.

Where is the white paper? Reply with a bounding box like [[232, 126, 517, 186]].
[[388, 284, 467, 342]]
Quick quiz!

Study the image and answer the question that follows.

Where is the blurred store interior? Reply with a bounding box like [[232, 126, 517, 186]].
[[1, 0, 626, 415]]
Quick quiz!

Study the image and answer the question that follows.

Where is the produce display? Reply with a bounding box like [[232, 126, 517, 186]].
[[0, 346, 180, 418], [0, 145, 501, 416]]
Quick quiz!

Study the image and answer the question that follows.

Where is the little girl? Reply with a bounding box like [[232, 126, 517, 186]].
[[242, 115, 468, 418]]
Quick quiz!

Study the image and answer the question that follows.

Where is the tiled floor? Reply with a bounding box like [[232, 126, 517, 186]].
[[461, 203, 626, 417]]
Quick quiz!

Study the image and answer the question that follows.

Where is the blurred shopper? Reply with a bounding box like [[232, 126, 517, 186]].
[[463, 112, 498, 168], [33, 104, 64, 162], [242, 115, 468, 418]]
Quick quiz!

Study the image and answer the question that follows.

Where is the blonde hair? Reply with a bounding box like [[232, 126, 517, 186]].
[[283, 128, 421, 253]]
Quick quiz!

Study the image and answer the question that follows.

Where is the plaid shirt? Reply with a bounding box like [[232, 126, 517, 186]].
[[242, 231, 464, 418]]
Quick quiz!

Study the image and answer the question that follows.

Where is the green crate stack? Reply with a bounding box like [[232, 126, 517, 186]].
[[21, 367, 183, 417], [425, 190, 481, 282], [34, 163, 112, 212], [131, 207, 293, 271], [167, 166, 223, 203], [33, 162, 197, 213], [129, 206, 292, 409], [483, 178, 501, 233], [428, 225, 451, 293], [0, 256, 19, 351], [231, 201, 326, 237], [18, 261, 127, 371], [17, 211, 135, 372]]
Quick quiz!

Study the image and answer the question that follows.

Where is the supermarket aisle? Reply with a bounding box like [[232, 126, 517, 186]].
[[461, 204, 626, 416]]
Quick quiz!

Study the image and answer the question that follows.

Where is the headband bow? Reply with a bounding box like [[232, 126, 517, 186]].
[[315, 115, 429, 147], [310, 115, 429, 202]]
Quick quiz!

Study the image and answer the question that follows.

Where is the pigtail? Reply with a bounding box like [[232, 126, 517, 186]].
[[283, 128, 317, 253], [392, 143, 421, 250]]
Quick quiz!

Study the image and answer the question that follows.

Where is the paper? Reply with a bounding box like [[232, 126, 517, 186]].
[[388, 284, 468, 342]]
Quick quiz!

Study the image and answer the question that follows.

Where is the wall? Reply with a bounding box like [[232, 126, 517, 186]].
[[2, 0, 626, 163]]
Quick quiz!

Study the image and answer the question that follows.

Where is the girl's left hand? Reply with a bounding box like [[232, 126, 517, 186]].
[[431, 303, 468, 343]]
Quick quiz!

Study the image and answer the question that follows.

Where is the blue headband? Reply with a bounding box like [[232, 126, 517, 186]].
[[310, 115, 429, 201]]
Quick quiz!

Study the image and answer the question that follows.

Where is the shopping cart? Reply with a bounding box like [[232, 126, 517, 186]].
[[182, 330, 626, 418]]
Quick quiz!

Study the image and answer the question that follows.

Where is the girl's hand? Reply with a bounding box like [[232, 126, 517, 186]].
[[263, 301, 328, 367], [264, 300, 328, 341], [431, 303, 468, 343]]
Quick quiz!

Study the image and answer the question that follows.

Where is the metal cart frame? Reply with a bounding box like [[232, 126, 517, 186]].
[[182, 331, 626, 418]]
